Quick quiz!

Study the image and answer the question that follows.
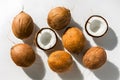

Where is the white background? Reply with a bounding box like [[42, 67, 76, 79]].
[[0, 0, 120, 80]]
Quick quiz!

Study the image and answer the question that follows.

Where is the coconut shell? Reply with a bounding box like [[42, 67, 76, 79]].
[[12, 11, 34, 39], [11, 43, 36, 67], [47, 7, 71, 30], [34, 28, 58, 50], [82, 46, 107, 69], [62, 27, 86, 53], [48, 50, 73, 73], [85, 15, 108, 38]]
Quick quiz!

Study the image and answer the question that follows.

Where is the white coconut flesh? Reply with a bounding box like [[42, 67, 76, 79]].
[[37, 29, 57, 50], [86, 16, 108, 37]]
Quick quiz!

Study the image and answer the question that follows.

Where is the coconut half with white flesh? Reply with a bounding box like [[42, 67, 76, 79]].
[[85, 15, 108, 38], [35, 28, 57, 50]]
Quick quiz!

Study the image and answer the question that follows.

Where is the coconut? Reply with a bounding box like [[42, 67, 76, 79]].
[[35, 28, 57, 50], [47, 7, 71, 30], [62, 27, 86, 53], [85, 15, 108, 38], [12, 11, 34, 39], [10, 43, 36, 67], [82, 46, 107, 69], [48, 50, 73, 73]]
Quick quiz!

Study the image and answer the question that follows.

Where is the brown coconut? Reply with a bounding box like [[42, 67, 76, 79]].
[[48, 50, 73, 73], [62, 27, 86, 53], [82, 46, 107, 69], [10, 43, 36, 67], [47, 7, 71, 30], [12, 11, 34, 39]]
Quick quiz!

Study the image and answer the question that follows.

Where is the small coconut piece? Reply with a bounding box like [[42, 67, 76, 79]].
[[62, 27, 86, 53], [85, 15, 108, 38], [83, 46, 107, 69], [12, 11, 34, 39], [35, 28, 57, 50], [48, 50, 73, 73], [47, 7, 71, 30], [10, 43, 36, 67]]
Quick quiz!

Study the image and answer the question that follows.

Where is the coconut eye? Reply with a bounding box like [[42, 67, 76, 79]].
[[85, 15, 108, 38], [35, 28, 57, 50]]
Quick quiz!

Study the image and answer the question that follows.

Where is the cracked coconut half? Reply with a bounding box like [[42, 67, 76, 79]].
[[85, 15, 108, 38], [35, 28, 57, 50]]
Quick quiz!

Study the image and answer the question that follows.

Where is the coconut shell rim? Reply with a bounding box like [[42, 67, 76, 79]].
[[85, 15, 109, 38]]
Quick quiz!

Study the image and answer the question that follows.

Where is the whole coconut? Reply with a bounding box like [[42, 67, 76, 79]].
[[47, 7, 71, 30], [12, 11, 34, 39], [10, 43, 36, 67], [48, 50, 73, 73], [83, 46, 107, 69], [62, 27, 86, 53]]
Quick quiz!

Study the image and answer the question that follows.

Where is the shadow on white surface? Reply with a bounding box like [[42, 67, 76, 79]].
[[23, 24, 40, 45], [81, 39, 92, 54], [93, 27, 118, 50], [54, 28, 66, 38], [22, 54, 45, 80], [71, 39, 91, 65], [69, 18, 83, 30], [93, 61, 119, 80], [55, 17, 83, 38], [58, 61, 83, 80]]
